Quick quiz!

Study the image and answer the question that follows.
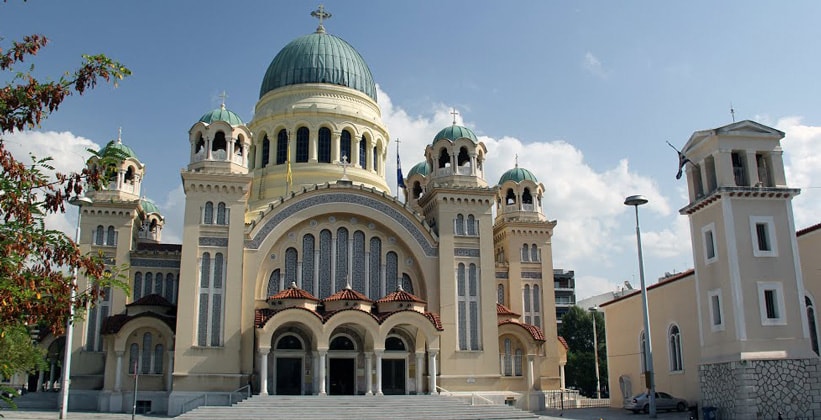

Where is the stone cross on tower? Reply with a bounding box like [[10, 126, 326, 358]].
[[337, 155, 351, 180], [311, 5, 332, 33], [450, 108, 459, 125]]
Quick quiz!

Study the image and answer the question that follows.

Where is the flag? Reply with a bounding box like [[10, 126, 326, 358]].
[[396, 151, 406, 189], [667, 141, 691, 180], [286, 140, 293, 187]]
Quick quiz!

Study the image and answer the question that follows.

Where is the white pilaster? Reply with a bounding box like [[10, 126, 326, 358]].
[[259, 348, 270, 395]]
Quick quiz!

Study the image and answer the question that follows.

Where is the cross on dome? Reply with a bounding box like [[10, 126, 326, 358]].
[[219, 91, 228, 109], [311, 4, 332, 33], [515, 153, 518, 168], [450, 108, 459, 125]]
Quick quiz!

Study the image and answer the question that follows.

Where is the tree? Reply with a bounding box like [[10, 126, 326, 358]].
[[559, 306, 608, 397], [0, 31, 130, 404]]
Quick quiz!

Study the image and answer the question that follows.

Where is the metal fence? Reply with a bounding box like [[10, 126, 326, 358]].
[[545, 389, 611, 409]]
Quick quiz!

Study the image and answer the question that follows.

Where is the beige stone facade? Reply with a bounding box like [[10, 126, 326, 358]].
[[35, 23, 567, 416]]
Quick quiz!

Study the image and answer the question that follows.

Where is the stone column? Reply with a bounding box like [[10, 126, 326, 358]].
[[259, 349, 270, 395], [352, 138, 361, 168], [166, 350, 174, 391], [527, 355, 535, 390], [114, 351, 124, 392], [415, 353, 424, 395], [428, 350, 438, 395], [331, 132, 341, 163], [374, 350, 384, 396], [560, 362, 566, 389], [318, 350, 327, 396], [746, 151, 759, 186], [309, 130, 318, 163], [205, 137, 213, 161], [365, 352, 374, 396], [470, 152, 477, 176]]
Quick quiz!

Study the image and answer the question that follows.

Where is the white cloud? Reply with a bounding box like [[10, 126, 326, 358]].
[[777, 116, 821, 230], [159, 185, 186, 244], [583, 52, 608, 79]]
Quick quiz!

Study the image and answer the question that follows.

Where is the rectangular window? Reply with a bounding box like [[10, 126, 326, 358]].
[[457, 263, 481, 351], [702, 223, 717, 263], [757, 281, 786, 326], [750, 216, 777, 257], [708, 289, 724, 332]]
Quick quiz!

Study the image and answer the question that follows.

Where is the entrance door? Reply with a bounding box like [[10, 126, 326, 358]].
[[276, 357, 302, 395], [381, 359, 406, 395], [329, 358, 355, 395]]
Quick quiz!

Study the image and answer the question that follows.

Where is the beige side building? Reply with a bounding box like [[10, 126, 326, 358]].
[[32, 15, 568, 416], [602, 120, 821, 419]]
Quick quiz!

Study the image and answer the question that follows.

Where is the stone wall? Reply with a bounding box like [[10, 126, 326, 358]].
[[699, 358, 821, 419]]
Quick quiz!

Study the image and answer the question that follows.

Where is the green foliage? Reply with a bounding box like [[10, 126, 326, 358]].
[[559, 307, 608, 397]]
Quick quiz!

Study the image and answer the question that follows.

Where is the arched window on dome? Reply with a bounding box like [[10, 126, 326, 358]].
[[412, 181, 423, 199], [276, 129, 288, 165], [359, 135, 367, 168], [195, 133, 205, 156], [234, 136, 243, 157], [506, 189, 517, 205], [372, 146, 378, 174], [212, 131, 227, 160], [124, 165, 135, 185], [341, 130, 352, 163], [261, 135, 270, 167], [296, 127, 309, 162], [318, 127, 331, 163], [438, 148, 450, 169], [458, 146, 470, 166], [522, 188, 533, 205]]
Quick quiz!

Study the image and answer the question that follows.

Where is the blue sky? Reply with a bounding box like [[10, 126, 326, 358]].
[[3, 1, 821, 300]]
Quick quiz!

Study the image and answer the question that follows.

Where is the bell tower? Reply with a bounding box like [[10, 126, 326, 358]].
[[679, 120, 819, 418]]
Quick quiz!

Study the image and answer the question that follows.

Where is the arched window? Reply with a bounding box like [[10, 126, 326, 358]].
[[533, 284, 541, 328], [497, 284, 504, 305], [198, 252, 224, 347], [154, 344, 164, 374], [352, 231, 366, 293], [164, 274, 175, 303], [458, 146, 470, 166], [124, 166, 135, 184], [401, 273, 414, 294], [514, 348, 523, 376], [319, 229, 332, 298], [807, 296, 820, 355], [216, 202, 227, 225], [212, 131, 227, 158], [106, 226, 116, 246], [503, 338, 512, 376], [134, 272, 143, 300], [330, 336, 355, 351], [141, 333, 152, 374], [412, 181, 422, 199], [467, 215, 476, 235], [302, 234, 315, 294], [234, 137, 243, 158], [195, 133, 205, 155], [203, 202, 214, 224], [144, 273, 153, 297], [531, 244, 538, 262], [296, 127, 309, 162], [267, 269, 281, 296], [154, 273, 163, 295], [340, 130, 352, 163], [95, 225, 104, 245], [521, 244, 529, 262], [318, 127, 331, 163], [277, 335, 303, 350], [276, 129, 288, 165], [359, 135, 367, 168], [335, 228, 349, 291], [261, 135, 270, 167], [285, 247, 298, 286], [506, 189, 516, 205], [369, 237, 382, 300], [669, 325, 683, 372], [129, 343, 139, 374], [522, 188, 533, 204], [372, 146, 378, 173], [385, 336, 405, 351], [386, 251, 398, 293], [456, 263, 481, 350], [523, 285, 532, 324], [438, 148, 449, 168], [455, 214, 465, 235]]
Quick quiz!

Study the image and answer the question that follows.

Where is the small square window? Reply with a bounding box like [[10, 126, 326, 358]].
[[750, 216, 777, 257], [757, 281, 786, 326]]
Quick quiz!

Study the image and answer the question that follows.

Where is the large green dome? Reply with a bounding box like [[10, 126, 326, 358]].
[[140, 198, 160, 215], [259, 31, 377, 101], [499, 166, 539, 185], [199, 104, 244, 126], [99, 139, 137, 160], [432, 124, 478, 144], [407, 161, 430, 178]]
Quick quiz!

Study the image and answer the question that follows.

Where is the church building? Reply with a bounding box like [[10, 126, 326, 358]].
[[37, 10, 567, 416]]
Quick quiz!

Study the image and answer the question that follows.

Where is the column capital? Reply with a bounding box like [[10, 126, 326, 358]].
[[258, 347, 271, 356], [115, 350, 125, 357], [373, 348, 385, 356]]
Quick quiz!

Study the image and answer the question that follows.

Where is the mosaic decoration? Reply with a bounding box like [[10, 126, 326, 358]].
[[454, 248, 480, 257], [199, 237, 228, 247], [131, 258, 180, 268]]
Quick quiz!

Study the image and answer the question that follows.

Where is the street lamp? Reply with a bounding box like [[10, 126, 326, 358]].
[[624, 194, 656, 418], [589, 306, 601, 399], [59, 195, 93, 419]]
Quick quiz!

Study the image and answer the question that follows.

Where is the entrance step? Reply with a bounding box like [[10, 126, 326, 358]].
[[177, 395, 539, 420], [0, 391, 58, 410]]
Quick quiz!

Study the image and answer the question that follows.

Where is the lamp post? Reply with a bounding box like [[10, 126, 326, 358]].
[[59, 195, 93, 419], [589, 306, 601, 399], [624, 194, 656, 418]]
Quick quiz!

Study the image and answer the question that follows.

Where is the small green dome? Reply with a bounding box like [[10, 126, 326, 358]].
[[140, 198, 160, 215], [432, 124, 478, 144], [199, 104, 244, 126], [499, 166, 539, 185], [407, 161, 430, 178], [100, 139, 137, 160], [260, 32, 377, 101]]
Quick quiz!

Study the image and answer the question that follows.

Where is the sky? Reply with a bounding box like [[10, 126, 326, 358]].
[[2, 1, 821, 301]]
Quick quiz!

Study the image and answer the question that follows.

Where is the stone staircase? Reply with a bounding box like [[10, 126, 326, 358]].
[[177, 395, 540, 420], [0, 391, 58, 410]]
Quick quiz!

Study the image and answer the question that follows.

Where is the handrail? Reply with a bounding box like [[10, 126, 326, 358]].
[[229, 384, 251, 405], [436, 386, 496, 406], [181, 393, 206, 414]]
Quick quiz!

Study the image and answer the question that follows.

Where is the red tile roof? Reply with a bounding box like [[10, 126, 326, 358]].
[[100, 312, 176, 335], [127, 294, 174, 307], [254, 307, 323, 328], [324, 287, 372, 302], [496, 303, 520, 317], [600, 268, 696, 308], [558, 336, 569, 350], [498, 319, 545, 342], [268, 286, 320, 301], [377, 289, 426, 304]]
